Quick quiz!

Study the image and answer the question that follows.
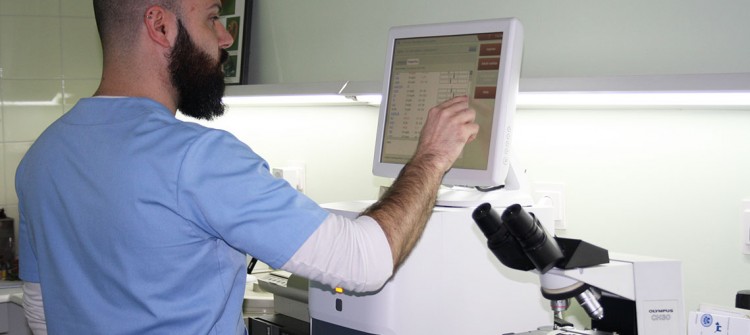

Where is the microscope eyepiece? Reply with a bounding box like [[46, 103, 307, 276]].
[[472, 203, 535, 272], [472, 203, 502, 237], [500, 204, 563, 274], [472, 203, 564, 273]]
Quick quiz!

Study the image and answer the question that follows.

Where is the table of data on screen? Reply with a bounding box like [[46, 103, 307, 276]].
[[386, 70, 472, 142]]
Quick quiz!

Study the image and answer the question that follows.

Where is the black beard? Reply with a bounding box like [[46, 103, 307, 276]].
[[169, 20, 228, 121]]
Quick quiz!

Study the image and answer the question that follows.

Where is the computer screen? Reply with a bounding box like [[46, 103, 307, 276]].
[[372, 18, 524, 189]]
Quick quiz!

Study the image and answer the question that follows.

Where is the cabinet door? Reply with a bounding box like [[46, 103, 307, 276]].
[[7, 303, 30, 335], [0, 303, 8, 333]]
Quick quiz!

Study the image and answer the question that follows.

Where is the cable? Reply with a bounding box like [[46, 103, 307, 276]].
[[475, 185, 505, 192], [246, 257, 258, 274]]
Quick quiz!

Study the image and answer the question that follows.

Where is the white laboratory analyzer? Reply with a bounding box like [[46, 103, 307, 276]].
[[308, 200, 555, 334]]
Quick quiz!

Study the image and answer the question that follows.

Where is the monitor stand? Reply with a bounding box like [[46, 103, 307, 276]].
[[435, 161, 533, 208]]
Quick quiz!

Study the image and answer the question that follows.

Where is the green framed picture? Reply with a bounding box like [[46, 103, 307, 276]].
[[221, 0, 253, 84]]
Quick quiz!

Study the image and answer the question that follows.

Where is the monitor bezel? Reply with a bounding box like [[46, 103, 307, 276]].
[[372, 18, 524, 187]]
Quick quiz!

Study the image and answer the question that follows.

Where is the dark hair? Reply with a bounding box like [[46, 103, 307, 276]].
[[93, 0, 180, 49]]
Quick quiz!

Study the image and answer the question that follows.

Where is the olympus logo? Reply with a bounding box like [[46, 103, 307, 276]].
[[649, 309, 674, 313], [649, 309, 674, 321]]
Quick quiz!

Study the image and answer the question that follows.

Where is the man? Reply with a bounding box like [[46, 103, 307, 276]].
[[16, 0, 478, 334]]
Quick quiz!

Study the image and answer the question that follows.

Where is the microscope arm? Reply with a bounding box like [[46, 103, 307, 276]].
[[543, 261, 636, 301]]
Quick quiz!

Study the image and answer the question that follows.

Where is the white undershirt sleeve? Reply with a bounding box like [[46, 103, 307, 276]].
[[22, 281, 47, 335], [280, 213, 394, 292]]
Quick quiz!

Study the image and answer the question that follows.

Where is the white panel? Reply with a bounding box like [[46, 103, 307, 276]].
[[249, 0, 750, 84], [0, 17, 61, 79]]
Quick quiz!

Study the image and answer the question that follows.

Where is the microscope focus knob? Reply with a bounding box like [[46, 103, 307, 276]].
[[737, 290, 750, 310]]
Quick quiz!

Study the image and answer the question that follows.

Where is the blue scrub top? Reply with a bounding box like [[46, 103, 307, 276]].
[[16, 97, 328, 334]]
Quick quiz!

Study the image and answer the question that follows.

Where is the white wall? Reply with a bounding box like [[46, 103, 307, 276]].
[[514, 107, 750, 315], [191, 103, 750, 325], [247, 0, 750, 84], [184, 105, 386, 203]]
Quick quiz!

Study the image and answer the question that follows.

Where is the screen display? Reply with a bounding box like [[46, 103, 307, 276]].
[[380, 32, 503, 170]]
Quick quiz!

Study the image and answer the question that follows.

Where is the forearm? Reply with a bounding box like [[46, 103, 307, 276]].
[[363, 96, 478, 271], [361, 154, 444, 269]]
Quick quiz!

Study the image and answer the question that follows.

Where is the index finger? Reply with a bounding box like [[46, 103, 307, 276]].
[[437, 95, 469, 109]]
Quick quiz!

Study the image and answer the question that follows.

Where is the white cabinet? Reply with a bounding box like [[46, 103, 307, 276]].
[[0, 301, 31, 335], [6, 302, 30, 335], [0, 303, 7, 333]]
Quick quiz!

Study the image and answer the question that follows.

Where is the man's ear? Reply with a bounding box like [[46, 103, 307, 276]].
[[144, 6, 177, 48]]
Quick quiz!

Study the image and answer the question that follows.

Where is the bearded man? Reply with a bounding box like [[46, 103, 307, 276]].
[[15, 0, 478, 333]]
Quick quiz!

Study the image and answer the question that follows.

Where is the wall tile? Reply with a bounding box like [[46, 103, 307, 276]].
[[2, 79, 63, 106], [0, 17, 62, 79], [62, 17, 102, 79], [0, 0, 59, 16], [0, 15, 4, 71], [0, 80, 4, 142], [3, 105, 62, 142], [61, 0, 94, 17], [0, 144, 5, 205], [63, 79, 99, 112], [3, 142, 32, 206], [1, 79, 64, 142]]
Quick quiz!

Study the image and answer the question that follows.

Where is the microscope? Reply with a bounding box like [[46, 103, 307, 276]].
[[473, 203, 686, 334]]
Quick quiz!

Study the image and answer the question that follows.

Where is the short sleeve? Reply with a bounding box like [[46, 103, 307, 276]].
[[176, 130, 328, 268], [17, 204, 40, 282]]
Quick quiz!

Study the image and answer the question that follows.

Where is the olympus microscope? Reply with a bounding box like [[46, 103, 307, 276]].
[[473, 203, 686, 335]]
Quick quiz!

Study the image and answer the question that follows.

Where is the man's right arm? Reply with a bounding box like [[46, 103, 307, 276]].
[[362, 96, 479, 269], [280, 96, 477, 292]]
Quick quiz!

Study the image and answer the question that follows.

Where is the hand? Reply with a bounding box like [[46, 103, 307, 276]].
[[363, 96, 479, 269], [412, 96, 479, 173]]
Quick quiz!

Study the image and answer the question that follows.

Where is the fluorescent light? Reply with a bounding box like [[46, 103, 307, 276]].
[[338, 81, 383, 106], [517, 73, 750, 109], [3, 92, 69, 106], [344, 94, 382, 105], [223, 81, 380, 107], [516, 92, 750, 108], [223, 94, 354, 106], [220, 74, 750, 109]]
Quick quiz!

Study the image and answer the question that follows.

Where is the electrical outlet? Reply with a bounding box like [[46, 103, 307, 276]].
[[534, 183, 566, 230], [743, 200, 750, 255], [272, 165, 306, 194]]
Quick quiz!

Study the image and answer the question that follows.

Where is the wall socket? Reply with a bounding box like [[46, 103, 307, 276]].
[[534, 182, 567, 230], [272, 165, 306, 194], [742, 199, 750, 255]]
